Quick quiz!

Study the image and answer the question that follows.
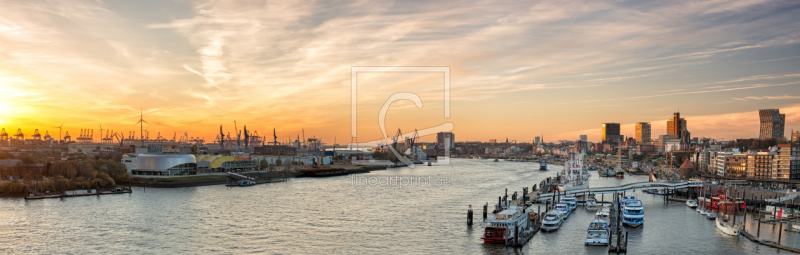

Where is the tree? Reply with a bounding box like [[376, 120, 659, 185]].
[[260, 159, 268, 170], [276, 158, 282, 166]]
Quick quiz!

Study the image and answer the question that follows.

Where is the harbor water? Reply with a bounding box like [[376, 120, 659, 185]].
[[0, 159, 797, 254]]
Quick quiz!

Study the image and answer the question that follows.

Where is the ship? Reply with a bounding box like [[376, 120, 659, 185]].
[[481, 201, 535, 244], [539, 160, 548, 171], [557, 151, 590, 192]]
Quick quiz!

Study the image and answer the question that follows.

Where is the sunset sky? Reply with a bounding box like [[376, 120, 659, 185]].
[[1, 0, 800, 145]]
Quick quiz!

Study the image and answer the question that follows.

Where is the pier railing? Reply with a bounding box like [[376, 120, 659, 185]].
[[536, 181, 703, 201]]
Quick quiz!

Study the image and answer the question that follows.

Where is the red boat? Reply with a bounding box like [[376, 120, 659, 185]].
[[698, 190, 743, 211], [481, 226, 508, 244]]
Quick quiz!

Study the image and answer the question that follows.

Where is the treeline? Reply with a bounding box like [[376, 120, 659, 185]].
[[724, 138, 785, 152], [0, 158, 130, 195]]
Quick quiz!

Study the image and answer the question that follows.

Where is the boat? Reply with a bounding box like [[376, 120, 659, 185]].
[[482, 201, 534, 244], [539, 161, 548, 171], [585, 195, 598, 210], [540, 211, 564, 232], [494, 159, 499, 162], [560, 196, 578, 211], [715, 216, 742, 236], [557, 151, 590, 192], [585, 218, 610, 246], [613, 147, 625, 178], [698, 189, 744, 212], [236, 180, 257, 186], [621, 195, 644, 227], [699, 208, 708, 216], [686, 199, 698, 208], [706, 213, 717, 220], [553, 203, 572, 219], [596, 205, 611, 221]]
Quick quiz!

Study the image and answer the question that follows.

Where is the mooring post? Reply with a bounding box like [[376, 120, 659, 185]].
[[483, 203, 488, 219], [467, 205, 474, 226], [779, 221, 783, 244], [757, 208, 762, 238]]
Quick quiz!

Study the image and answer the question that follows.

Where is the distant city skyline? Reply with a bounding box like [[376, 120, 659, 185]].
[[1, 0, 800, 144]]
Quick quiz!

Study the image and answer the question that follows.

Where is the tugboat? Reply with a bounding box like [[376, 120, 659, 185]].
[[621, 195, 644, 227], [481, 201, 534, 244]]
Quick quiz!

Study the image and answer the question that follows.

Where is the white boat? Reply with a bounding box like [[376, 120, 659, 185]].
[[541, 211, 564, 232], [585, 196, 598, 210], [621, 195, 644, 228], [686, 199, 698, 208], [715, 217, 741, 236], [481, 201, 534, 244], [585, 218, 610, 246], [706, 213, 717, 220], [699, 208, 708, 216], [596, 205, 611, 221], [553, 203, 572, 219], [557, 151, 590, 192], [560, 196, 578, 211]]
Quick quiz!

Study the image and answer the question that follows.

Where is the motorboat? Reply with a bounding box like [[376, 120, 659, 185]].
[[621, 196, 644, 228], [706, 213, 717, 220], [585, 196, 598, 211], [541, 211, 564, 232], [560, 196, 578, 211], [686, 199, 698, 208], [553, 203, 572, 219], [596, 205, 611, 222], [715, 216, 742, 236], [585, 218, 610, 246], [482, 201, 534, 243]]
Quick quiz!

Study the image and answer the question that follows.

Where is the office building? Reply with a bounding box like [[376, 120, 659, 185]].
[[580, 135, 587, 142], [746, 152, 774, 179], [759, 109, 785, 139], [635, 122, 651, 143], [437, 132, 455, 149], [602, 123, 621, 143]]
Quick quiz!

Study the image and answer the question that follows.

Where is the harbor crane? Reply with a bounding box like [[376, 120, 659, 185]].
[[0, 128, 8, 144], [64, 131, 71, 142], [32, 129, 41, 141], [14, 129, 24, 141]]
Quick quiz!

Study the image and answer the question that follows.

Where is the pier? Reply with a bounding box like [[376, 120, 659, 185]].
[[24, 187, 133, 200], [535, 181, 703, 201]]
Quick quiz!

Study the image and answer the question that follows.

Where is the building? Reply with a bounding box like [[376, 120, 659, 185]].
[[667, 112, 686, 138], [131, 154, 197, 176], [253, 145, 297, 156], [774, 144, 791, 180], [437, 132, 455, 149], [535, 136, 540, 144], [635, 122, 651, 144], [680, 160, 695, 179], [792, 131, 800, 143], [579, 135, 587, 142], [759, 109, 785, 140], [792, 143, 800, 180], [489, 139, 497, 143], [601, 123, 621, 143], [747, 152, 774, 179]]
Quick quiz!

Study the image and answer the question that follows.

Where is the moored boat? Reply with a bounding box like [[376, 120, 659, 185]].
[[621, 195, 644, 227], [585, 218, 610, 246], [686, 199, 698, 208], [715, 216, 741, 236], [585, 195, 598, 211], [554, 203, 572, 219], [541, 211, 564, 232], [481, 201, 534, 244], [560, 196, 578, 211]]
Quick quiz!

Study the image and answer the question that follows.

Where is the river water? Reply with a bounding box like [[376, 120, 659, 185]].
[[1, 159, 797, 254]]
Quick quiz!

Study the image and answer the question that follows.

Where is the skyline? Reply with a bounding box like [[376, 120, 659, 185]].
[[2, 0, 800, 144]]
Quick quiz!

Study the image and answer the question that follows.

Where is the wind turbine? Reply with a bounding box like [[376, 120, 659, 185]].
[[98, 124, 104, 143], [55, 123, 63, 144], [134, 108, 149, 147]]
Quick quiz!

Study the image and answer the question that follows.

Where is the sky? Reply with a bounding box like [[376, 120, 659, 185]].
[[1, 0, 800, 145]]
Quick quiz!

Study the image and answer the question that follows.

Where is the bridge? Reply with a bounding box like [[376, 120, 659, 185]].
[[536, 181, 703, 201]]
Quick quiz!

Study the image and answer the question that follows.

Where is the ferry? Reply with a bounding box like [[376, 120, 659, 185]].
[[560, 196, 578, 211], [539, 161, 548, 171], [481, 201, 534, 244], [621, 195, 644, 228], [541, 211, 564, 232], [585, 218, 610, 246], [553, 203, 572, 219]]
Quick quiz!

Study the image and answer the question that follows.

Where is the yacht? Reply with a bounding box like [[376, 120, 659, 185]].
[[585, 196, 598, 210], [560, 196, 578, 211], [715, 216, 742, 236], [541, 211, 564, 232], [585, 218, 610, 246], [621, 195, 644, 228], [553, 203, 572, 219], [686, 199, 698, 208], [481, 201, 534, 243]]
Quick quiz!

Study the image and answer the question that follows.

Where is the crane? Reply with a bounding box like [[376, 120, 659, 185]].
[[219, 125, 224, 149], [409, 129, 419, 160], [234, 121, 240, 152]]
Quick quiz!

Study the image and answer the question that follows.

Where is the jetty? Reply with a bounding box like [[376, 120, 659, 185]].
[[24, 187, 132, 200], [535, 181, 703, 201]]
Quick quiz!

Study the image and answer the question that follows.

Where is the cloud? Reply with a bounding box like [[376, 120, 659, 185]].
[[733, 94, 800, 101]]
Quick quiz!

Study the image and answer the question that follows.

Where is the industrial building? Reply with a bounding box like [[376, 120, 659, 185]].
[[131, 154, 197, 176]]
